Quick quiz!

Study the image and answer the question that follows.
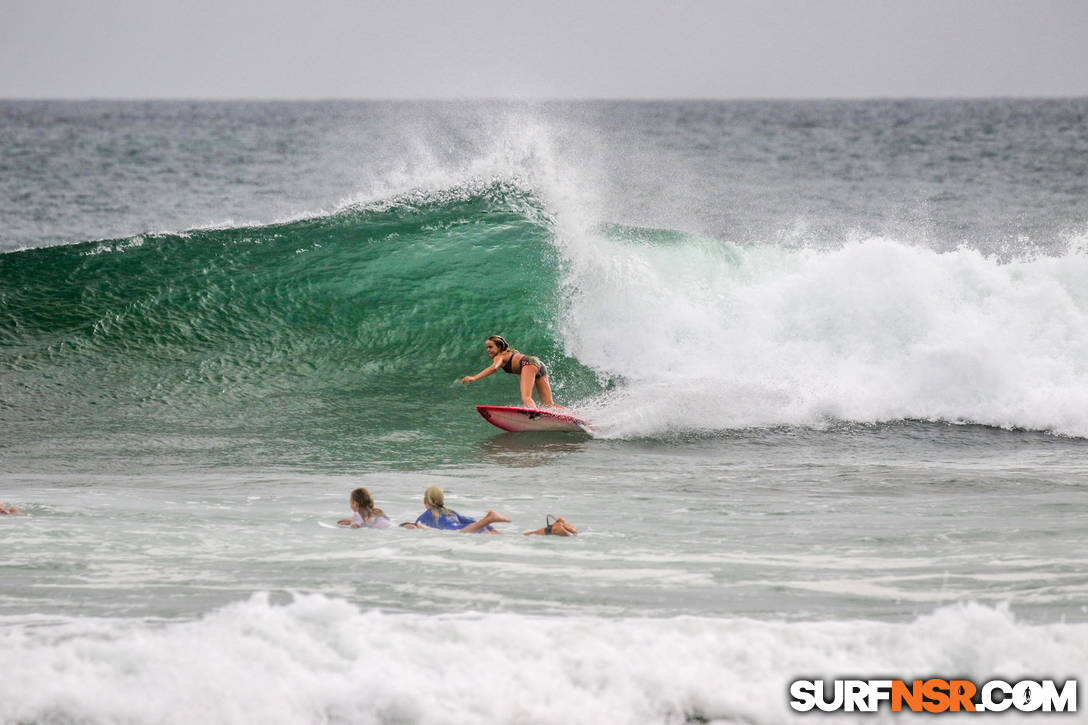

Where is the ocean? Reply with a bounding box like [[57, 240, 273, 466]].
[[1, 99, 1086, 723]]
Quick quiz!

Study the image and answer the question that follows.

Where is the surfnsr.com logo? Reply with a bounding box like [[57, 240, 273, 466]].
[[789, 678, 1077, 713]]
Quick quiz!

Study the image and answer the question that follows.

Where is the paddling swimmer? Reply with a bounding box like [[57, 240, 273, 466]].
[[461, 335, 562, 409], [413, 486, 578, 536], [413, 485, 508, 533], [0, 502, 23, 515], [337, 488, 395, 529]]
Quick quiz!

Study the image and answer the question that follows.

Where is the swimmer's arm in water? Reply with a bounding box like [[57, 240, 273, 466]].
[[461, 356, 503, 385], [338, 511, 364, 528]]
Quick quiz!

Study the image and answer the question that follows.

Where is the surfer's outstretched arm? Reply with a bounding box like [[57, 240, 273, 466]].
[[462, 363, 498, 385], [464, 338, 513, 385]]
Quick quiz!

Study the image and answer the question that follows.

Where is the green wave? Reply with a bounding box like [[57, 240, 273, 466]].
[[0, 183, 600, 469]]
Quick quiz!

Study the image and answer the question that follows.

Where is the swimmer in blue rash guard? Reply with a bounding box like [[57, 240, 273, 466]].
[[410, 486, 580, 536], [413, 486, 509, 534]]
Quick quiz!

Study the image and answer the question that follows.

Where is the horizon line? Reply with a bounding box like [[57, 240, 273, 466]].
[[3, 94, 1088, 104]]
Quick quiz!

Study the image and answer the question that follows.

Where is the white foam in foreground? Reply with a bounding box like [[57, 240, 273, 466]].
[[2, 594, 1083, 724]]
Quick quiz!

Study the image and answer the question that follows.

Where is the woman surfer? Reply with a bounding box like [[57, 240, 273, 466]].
[[461, 335, 561, 409]]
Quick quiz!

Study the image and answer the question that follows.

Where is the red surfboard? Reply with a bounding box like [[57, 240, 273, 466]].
[[475, 405, 590, 433]]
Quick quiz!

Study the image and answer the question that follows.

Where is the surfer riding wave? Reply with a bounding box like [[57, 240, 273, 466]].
[[461, 335, 563, 409]]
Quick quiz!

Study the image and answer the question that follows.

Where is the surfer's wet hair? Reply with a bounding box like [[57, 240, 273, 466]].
[[350, 487, 385, 520], [423, 485, 450, 515], [486, 335, 509, 351]]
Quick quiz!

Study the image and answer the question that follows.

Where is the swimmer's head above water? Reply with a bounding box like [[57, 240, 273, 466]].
[[349, 487, 381, 515], [423, 485, 450, 515]]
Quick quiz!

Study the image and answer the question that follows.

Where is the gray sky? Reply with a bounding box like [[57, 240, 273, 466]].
[[2, 0, 1086, 99]]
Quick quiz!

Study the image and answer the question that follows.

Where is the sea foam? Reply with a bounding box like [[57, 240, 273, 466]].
[[558, 231, 1088, 438], [1, 593, 1083, 724]]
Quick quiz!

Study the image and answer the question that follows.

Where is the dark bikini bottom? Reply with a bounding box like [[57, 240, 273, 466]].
[[521, 356, 547, 379]]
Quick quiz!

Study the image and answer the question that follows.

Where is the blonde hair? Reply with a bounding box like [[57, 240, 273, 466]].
[[423, 486, 450, 516], [486, 335, 509, 352]]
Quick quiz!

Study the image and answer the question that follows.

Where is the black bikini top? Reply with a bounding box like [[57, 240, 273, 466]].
[[501, 351, 520, 373]]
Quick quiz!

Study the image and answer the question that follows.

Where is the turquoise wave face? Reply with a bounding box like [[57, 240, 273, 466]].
[[0, 183, 602, 469]]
